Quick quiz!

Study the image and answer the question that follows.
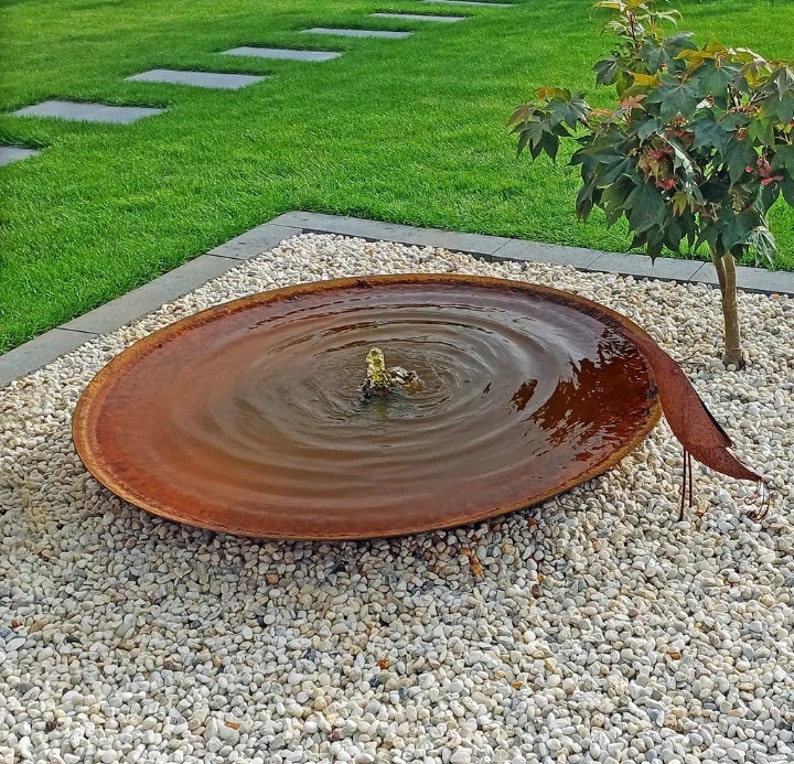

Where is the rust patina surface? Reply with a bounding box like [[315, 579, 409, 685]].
[[73, 275, 669, 539]]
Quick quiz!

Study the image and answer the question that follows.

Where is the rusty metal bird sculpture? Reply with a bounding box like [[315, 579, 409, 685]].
[[627, 329, 768, 520]]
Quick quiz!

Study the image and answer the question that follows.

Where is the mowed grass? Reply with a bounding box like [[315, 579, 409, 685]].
[[0, 0, 792, 351]]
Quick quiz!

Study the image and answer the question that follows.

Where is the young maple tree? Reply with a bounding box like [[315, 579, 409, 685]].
[[509, 0, 794, 368]]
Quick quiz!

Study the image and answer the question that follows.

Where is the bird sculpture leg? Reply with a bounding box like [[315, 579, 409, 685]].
[[679, 449, 693, 521], [746, 482, 771, 522]]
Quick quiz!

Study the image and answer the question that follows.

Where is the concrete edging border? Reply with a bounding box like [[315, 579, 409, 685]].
[[2, 210, 792, 388]]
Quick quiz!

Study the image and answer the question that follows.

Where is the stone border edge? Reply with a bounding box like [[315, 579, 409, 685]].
[[2, 211, 792, 387]]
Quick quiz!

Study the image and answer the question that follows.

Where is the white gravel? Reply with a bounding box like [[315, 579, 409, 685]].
[[1, 233, 793, 764]]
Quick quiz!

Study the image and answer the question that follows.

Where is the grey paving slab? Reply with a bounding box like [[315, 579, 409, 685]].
[[125, 69, 265, 89], [208, 223, 304, 260], [267, 211, 334, 227], [585, 251, 704, 282], [222, 47, 341, 62], [0, 329, 95, 388], [491, 238, 602, 269], [271, 212, 425, 242], [413, 228, 512, 255], [62, 255, 238, 335], [268, 212, 511, 255], [369, 13, 466, 22], [424, 0, 514, 7], [690, 262, 794, 296], [13, 100, 165, 124], [302, 28, 412, 39], [0, 147, 41, 166]]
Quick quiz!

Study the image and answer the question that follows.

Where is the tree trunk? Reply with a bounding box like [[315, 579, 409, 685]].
[[710, 247, 744, 369]]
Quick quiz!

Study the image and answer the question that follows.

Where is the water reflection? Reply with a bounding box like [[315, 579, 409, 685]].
[[510, 379, 538, 412], [525, 329, 641, 453]]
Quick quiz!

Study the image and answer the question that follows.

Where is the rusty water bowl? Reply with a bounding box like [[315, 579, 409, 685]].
[[72, 274, 662, 540]]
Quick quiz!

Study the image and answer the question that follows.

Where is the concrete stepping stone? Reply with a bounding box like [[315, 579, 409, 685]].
[[222, 47, 341, 62], [13, 100, 165, 124], [370, 13, 465, 22], [0, 147, 40, 166], [126, 69, 265, 89], [302, 28, 412, 39], [424, 0, 514, 7]]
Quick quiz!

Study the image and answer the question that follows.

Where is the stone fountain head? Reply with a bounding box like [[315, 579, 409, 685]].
[[361, 346, 422, 400]]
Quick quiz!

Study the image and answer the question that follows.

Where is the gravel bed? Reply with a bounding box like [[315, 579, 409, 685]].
[[1, 234, 793, 764]]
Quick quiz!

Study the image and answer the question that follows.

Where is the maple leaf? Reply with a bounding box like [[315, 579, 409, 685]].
[[672, 191, 689, 215], [620, 94, 647, 110], [632, 72, 660, 88]]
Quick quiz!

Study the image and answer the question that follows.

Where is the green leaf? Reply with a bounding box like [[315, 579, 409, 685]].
[[532, 132, 560, 161], [771, 145, 794, 175], [746, 226, 777, 268], [646, 78, 700, 121], [596, 156, 635, 186], [572, 143, 631, 167], [721, 110, 751, 132], [663, 32, 697, 55], [513, 119, 547, 157], [600, 173, 636, 225], [772, 65, 794, 100], [635, 117, 662, 142], [638, 226, 665, 260], [627, 183, 667, 233], [516, 128, 531, 157], [632, 72, 660, 88], [725, 139, 757, 184], [641, 41, 666, 74], [690, 116, 730, 155], [720, 210, 758, 250], [663, 218, 685, 251], [547, 96, 590, 129], [615, 70, 634, 97], [747, 117, 775, 147], [689, 62, 737, 98], [760, 179, 781, 212], [671, 190, 692, 216], [593, 0, 624, 10], [593, 56, 619, 85], [781, 176, 794, 207], [700, 176, 731, 205], [696, 222, 720, 252], [762, 90, 794, 124], [575, 180, 597, 220]]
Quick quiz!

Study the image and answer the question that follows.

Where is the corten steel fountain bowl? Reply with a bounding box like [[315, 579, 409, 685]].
[[73, 274, 664, 540]]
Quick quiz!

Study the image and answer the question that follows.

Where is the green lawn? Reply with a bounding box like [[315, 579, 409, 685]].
[[1, 0, 792, 352]]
